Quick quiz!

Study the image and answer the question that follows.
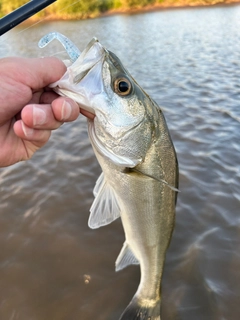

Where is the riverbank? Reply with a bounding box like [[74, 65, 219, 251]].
[[19, 0, 240, 22], [100, 0, 240, 18]]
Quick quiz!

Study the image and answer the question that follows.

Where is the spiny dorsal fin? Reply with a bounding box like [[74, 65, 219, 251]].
[[88, 173, 121, 229], [115, 241, 139, 272]]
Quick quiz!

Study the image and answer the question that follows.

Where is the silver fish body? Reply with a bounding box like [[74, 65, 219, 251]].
[[39, 33, 178, 320]]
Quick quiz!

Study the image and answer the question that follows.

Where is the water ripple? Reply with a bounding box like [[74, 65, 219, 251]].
[[1, 5, 240, 320]]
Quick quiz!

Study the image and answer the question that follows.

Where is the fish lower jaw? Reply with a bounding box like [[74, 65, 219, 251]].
[[77, 102, 95, 115], [78, 104, 95, 118], [80, 108, 95, 120]]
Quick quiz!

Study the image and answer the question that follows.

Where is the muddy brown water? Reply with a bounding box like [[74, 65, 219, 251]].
[[0, 5, 240, 320]]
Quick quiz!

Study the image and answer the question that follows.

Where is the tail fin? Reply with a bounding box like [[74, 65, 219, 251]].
[[119, 298, 161, 320]]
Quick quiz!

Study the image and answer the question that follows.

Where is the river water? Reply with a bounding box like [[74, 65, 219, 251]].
[[0, 4, 240, 320]]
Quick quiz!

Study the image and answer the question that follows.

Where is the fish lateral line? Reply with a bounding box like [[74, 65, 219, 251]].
[[126, 167, 180, 193]]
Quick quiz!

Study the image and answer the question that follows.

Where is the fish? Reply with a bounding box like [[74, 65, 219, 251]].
[[39, 32, 179, 320]]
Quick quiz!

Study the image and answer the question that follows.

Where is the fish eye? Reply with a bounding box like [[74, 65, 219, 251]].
[[114, 78, 132, 96]]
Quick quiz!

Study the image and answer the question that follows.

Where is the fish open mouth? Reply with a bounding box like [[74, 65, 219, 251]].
[[39, 33, 105, 117], [55, 37, 105, 117]]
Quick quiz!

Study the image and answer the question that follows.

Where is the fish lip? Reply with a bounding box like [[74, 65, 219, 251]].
[[79, 102, 95, 116], [78, 104, 95, 116], [72, 38, 105, 84], [80, 107, 95, 120], [53, 86, 96, 115]]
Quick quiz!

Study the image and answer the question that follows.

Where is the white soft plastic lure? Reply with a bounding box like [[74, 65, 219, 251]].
[[39, 32, 179, 320], [38, 31, 81, 61]]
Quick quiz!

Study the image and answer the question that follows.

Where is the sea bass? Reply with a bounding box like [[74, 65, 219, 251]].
[[39, 32, 179, 320]]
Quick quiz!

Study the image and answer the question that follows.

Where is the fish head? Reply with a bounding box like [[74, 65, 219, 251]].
[[51, 38, 159, 167]]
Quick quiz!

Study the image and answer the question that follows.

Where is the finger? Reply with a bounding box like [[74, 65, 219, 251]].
[[13, 120, 51, 145], [21, 104, 63, 130], [28, 90, 44, 104], [31, 57, 67, 88], [40, 91, 59, 104], [2, 57, 67, 89], [52, 97, 95, 121], [21, 97, 80, 129], [29, 89, 58, 105], [51, 97, 80, 122]]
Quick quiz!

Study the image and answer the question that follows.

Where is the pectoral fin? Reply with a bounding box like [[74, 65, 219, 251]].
[[88, 173, 121, 229], [93, 172, 104, 197], [115, 241, 139, 272]]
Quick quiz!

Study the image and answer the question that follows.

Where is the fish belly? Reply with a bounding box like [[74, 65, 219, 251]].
[[112, 169, 175, 301]]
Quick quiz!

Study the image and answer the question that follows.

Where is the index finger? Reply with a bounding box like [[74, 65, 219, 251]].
[[0, 57, 67, 90], [22, 57, 67, 89]]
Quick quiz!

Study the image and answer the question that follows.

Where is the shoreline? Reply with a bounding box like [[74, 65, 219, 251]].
[[22, 1, 240, 22], [100, 1, 240, 18]]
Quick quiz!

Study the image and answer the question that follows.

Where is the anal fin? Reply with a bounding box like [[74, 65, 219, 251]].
[[115, 241, 139, 272]]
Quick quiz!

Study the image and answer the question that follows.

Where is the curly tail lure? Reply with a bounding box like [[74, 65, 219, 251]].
[[38, 31, 81, 62]]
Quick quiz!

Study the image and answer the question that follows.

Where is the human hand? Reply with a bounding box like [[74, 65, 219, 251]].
[[0, 57, 93, 167]]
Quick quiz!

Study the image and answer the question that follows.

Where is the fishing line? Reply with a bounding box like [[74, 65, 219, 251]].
[[0, 0, 83, 45], [0, 0, 57, 36]]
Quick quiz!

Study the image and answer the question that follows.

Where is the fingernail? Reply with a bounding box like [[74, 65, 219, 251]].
[[61, 100, 72, 120], [33, 106, 47, 126], [22, 122, 34, 137]]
